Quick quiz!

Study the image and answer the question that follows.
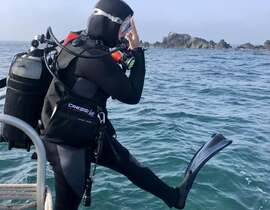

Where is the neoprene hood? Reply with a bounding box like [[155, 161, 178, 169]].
[[87, 0, 134, 47]]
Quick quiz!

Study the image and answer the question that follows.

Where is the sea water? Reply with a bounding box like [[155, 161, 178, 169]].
[[0, 41, 269, 210]]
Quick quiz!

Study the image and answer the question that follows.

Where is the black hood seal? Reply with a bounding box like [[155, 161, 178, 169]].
[[87, 0, 134, 47]]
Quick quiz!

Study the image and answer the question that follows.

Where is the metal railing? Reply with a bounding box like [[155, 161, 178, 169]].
[[0, 114, 52, 210]]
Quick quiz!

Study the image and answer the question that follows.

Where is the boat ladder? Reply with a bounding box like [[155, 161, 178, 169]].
[[0, 114, 53, 210]]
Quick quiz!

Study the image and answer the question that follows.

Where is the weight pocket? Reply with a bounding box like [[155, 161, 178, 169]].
[[44, 103, 99, 147]]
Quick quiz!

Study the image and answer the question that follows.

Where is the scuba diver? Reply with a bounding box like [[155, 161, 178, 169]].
[[34, 0, 232, 209]]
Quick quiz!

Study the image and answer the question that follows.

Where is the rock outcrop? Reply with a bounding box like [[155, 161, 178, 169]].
[[189, 37, 212, 48], [237, 43, 256, 49], [216, 39, 232, 49], [264, 40, 270, 49], [140, 33, 270, 50], [141, 32, 232, 49], [162, 33, 192, 48], [237, 42, 266, 50]]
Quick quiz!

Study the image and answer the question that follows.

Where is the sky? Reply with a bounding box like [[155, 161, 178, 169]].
[[0, 0, 269, 45]]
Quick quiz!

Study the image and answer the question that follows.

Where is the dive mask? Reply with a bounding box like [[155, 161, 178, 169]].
[[119, 16, 132, 39]]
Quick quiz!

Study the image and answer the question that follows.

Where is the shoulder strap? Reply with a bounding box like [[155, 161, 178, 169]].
[[56, 45, 82, 69], [56, 36, 107, 70]]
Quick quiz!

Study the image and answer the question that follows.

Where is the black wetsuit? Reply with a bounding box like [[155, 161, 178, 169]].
[[41, 46, 178, 210]]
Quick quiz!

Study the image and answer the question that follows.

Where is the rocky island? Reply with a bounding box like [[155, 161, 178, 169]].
[[237, 40, 270, 50], [141, 33, 231, 49], [141, 32, 270, 50]]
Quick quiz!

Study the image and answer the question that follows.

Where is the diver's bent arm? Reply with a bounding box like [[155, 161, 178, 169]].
[[75, 48, 145, 104], [127, 48, 146, 104]]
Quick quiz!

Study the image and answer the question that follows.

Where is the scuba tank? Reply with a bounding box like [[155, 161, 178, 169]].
[[1, 38, 52, 151]]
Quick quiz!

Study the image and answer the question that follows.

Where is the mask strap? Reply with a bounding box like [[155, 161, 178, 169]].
[[92, 8, 123, 24]]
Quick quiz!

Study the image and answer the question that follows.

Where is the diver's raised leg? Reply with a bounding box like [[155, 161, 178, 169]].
[[96, 136, 178, 208], [96, 134, 231, 209]]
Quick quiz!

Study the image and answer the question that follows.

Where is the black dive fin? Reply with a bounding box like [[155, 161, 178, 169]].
[[185, 133, 232, 176], [175, 134, 232, 209]]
